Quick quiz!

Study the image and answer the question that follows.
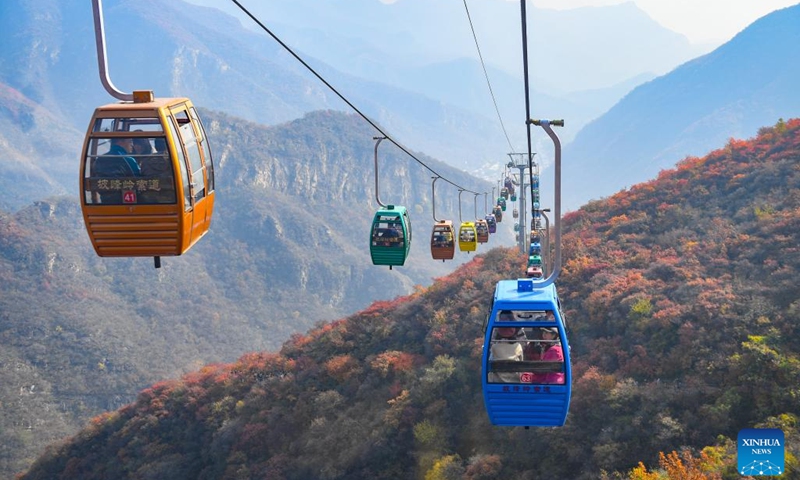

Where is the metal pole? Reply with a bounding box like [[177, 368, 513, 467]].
[[526, 119, 564, 287], [458, 190, 464, 223], [374, 136, 387, 207], [431, 176, 440, 222], [92, 0, 133, 101], [541, 210, 550, 276]]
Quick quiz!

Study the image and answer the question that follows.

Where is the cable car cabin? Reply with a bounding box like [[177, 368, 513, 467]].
[[497, 198, 506, 212], [526, 265, 543, 278], [482, 280, 571, 427], [458, 222, 477, 253], [493, 206, 503, 223], [514, 223, 520, 232], [430, 220, 455, 261], [80, 96, 215, 265], [504, 176, 513, 191], [529, 242, 541, 255], [511, 193, 517, 202], [513, 208, 519, 219], [370, 205, 411, 269], [475, 219, 490, 243], [485, 214, 497, 233], [500, 188, 509, 200]]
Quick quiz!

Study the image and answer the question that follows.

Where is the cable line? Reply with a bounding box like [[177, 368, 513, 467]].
[[519, 0, 537, 216], [462, 0, 516, 153], [230, 0, 485, 195]]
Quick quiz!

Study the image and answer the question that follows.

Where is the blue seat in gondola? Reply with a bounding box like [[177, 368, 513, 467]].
[[482, 279, 571, 427]]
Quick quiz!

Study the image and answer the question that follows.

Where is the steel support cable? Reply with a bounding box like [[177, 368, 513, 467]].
[[230, 0, 484, 195], [519, 0, 536, 218], [462, 0, 516, 153]]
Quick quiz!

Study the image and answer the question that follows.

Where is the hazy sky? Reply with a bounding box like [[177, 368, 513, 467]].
[[528, 0, 800, 44]]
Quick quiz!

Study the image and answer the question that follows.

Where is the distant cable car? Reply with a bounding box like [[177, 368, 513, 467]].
[[529, 242, 541, 255], [493, 206, 503, 223], [370, 205, 411, 269], [80, 93, 215, 267], [458, 222, 477, 252], [498, 198, 507, 211], [500, 188, 509, 200], [475, 219, 490, 243], [430, 220, 455, 261], [504, 176, 513, 191], [514, 223, 520, 232], [513, 208, 519, 219], [482, 280, 571, 427], [510, 193, 517, 202], [485, 214, 497, 233]]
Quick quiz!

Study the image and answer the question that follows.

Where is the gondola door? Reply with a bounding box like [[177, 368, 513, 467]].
[[166, 103, 214, 251]]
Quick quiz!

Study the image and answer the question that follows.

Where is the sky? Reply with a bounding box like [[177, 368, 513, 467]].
[[527, 0, 800, 44]]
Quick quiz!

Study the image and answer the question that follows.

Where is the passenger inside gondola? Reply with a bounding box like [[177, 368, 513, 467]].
[[138, 138, 177, 204], [488, 325, 524, 383], [522, 327, 565, 384], [374, 222, 404, 247], [105, 137, 141, 176]]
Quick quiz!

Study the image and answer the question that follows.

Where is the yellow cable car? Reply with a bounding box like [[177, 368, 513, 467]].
[[458, 222, 478, 253], [430, 220, 456, 261], [80, 92, 215, 267]]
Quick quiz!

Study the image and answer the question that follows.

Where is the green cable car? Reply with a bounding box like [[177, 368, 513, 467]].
[[370, 205, 412, 269]]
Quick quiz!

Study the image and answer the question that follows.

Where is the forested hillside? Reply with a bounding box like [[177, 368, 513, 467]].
[[20, 120, 799, 479], [0, 108, 496, 478]]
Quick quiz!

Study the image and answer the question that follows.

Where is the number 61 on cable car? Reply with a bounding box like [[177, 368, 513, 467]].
[[481, 279, 572, 427]]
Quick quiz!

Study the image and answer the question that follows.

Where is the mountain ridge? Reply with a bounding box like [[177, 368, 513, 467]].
[[561, 4, 800, 210], [18, 118, 800, 479]]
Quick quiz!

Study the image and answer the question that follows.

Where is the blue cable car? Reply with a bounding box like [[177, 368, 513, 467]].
[[481, 279, 571, 427]]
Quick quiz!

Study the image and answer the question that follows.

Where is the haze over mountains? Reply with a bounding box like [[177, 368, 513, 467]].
[[0, 0, 706, 206], [562, 4, 800, 209]]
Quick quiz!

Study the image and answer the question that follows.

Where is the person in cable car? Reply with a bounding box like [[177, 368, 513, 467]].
[[381, 225, 402, 246], [132, 137, 153, 156], [522, 327, 565, 384], [487, 323, 526, 383], [105, 137, 141, 176]]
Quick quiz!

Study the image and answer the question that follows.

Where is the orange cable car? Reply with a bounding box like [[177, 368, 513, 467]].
[[80, 93, 215, 267], [430, 220, 456, 261]]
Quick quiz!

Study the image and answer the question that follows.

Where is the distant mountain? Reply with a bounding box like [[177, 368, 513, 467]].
[[0, 83, 82, 211], [181, 0, 705, 169], [0, 0, 511, 182], [0, 108, 503, 478], [19, 120, 800, 479], [561, 4, 800, 210]]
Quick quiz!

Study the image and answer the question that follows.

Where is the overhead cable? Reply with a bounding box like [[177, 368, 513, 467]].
[[462, 0, 516, 153], [230, 0, 486, 195]]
